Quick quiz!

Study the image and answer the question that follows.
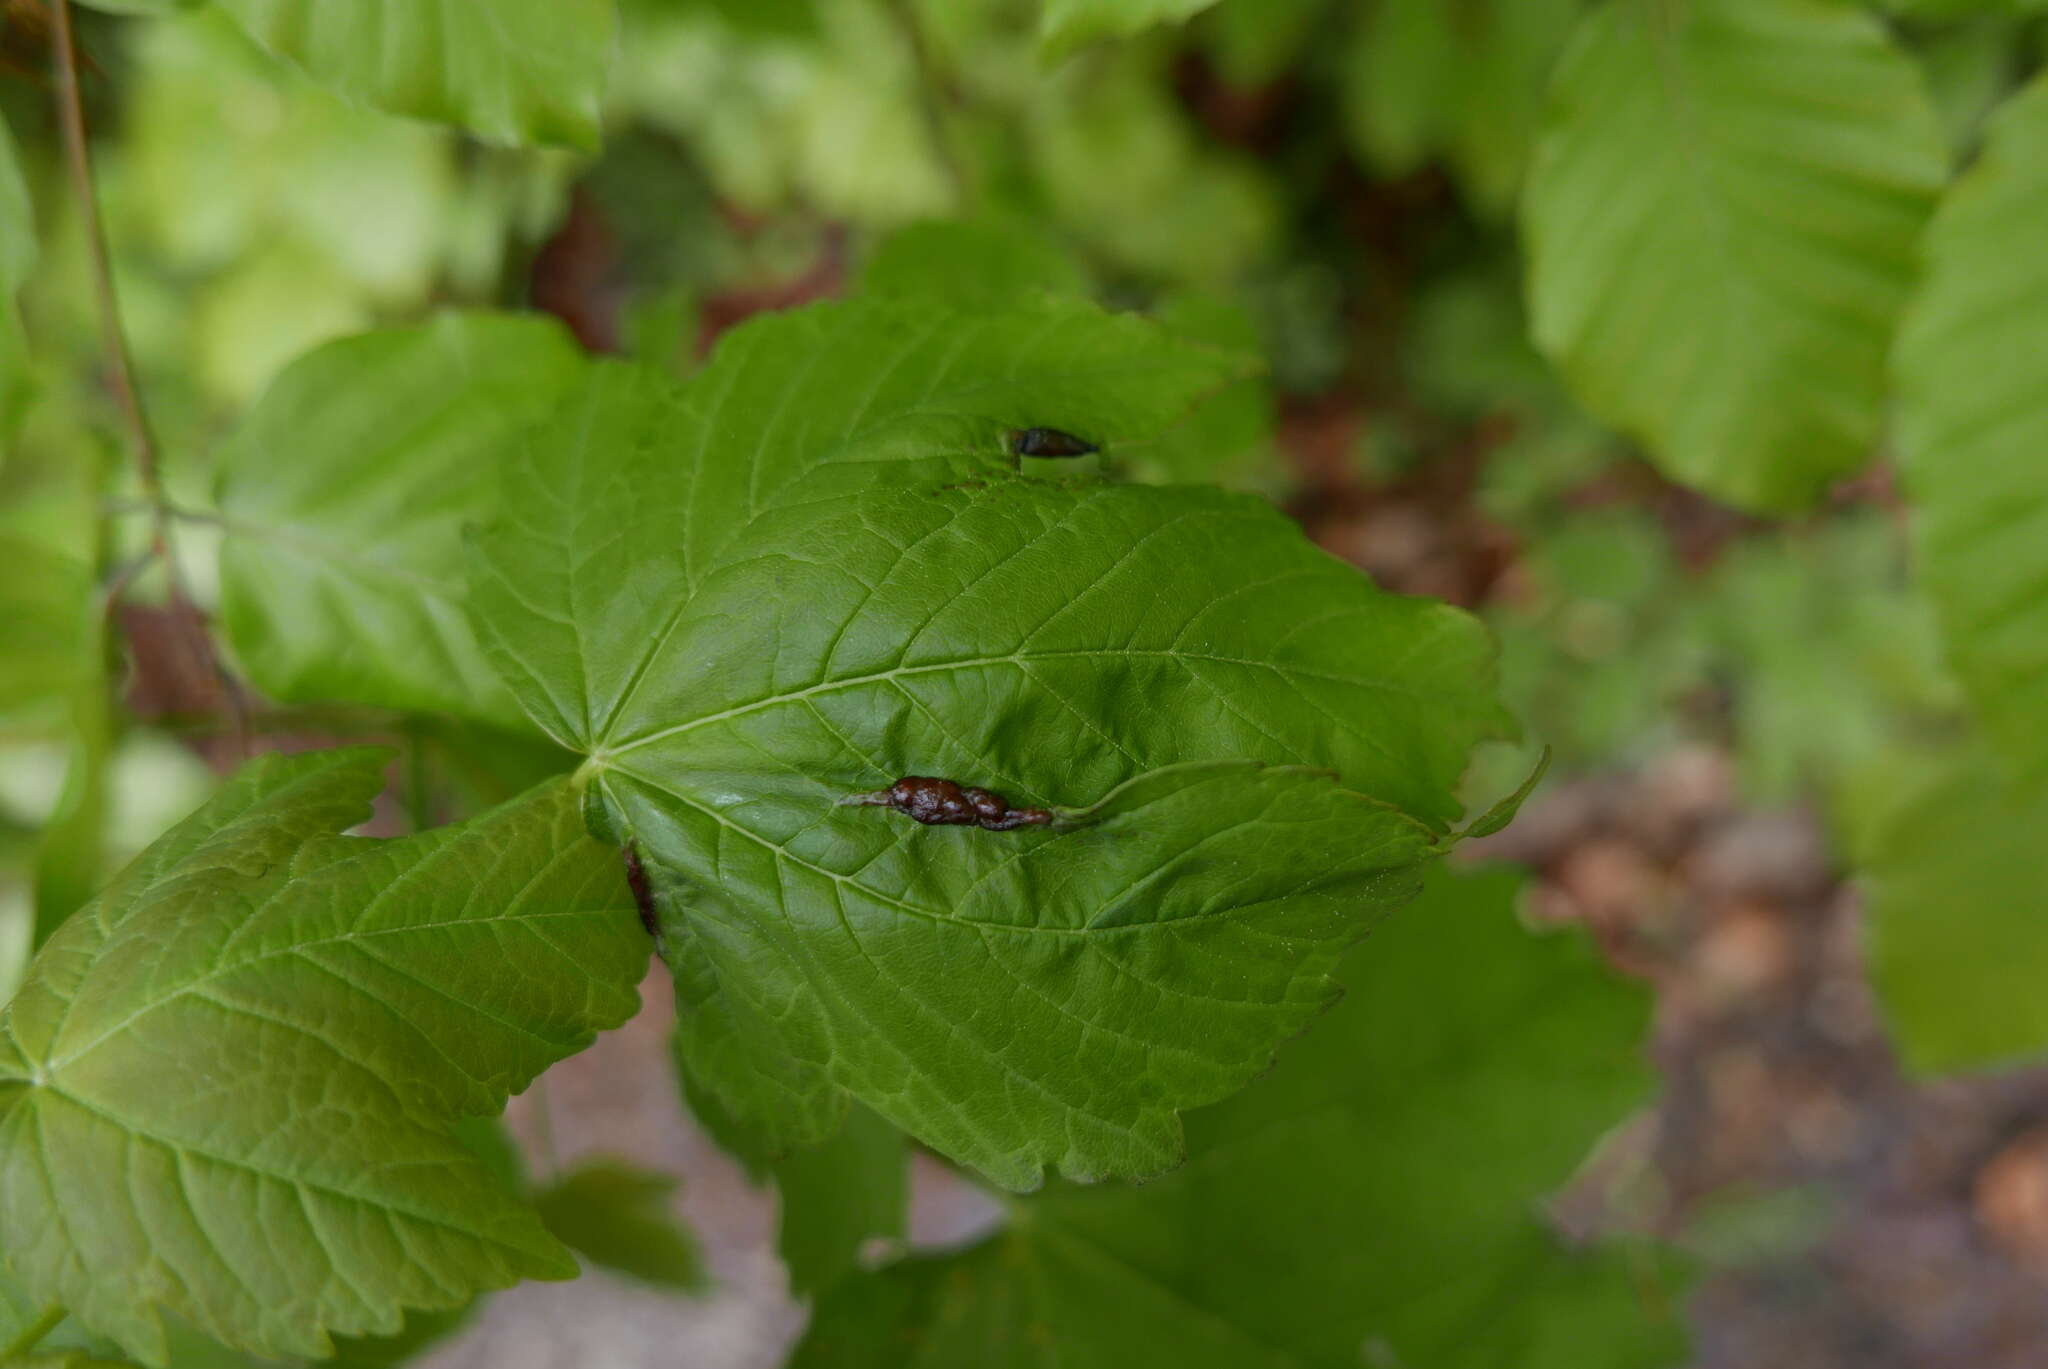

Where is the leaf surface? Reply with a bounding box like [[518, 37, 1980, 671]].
[[795, 869, 1683, 1369], [1523, 0, 1945, 510], [0, 750, 646, 1364], [1894, 74, 2048, 783], [467, 295, 1255, 751]]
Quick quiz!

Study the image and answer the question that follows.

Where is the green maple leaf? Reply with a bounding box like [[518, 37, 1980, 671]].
[[795, 869, 1685, 1369], [468, 293, 1511, 1188], [0, 750, 648, 1365]]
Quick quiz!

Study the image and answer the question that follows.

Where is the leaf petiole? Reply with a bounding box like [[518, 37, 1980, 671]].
[[0, 1303, 67, 1362]]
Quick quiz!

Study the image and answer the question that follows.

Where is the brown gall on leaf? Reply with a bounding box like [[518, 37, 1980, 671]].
[[840, 777, 1057, 832], [1009, 427, 1099, 458]]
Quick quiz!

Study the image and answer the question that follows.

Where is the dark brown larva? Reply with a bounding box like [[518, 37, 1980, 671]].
[[840, 776, 1056, 832], [1009, 427, 1099, 459]]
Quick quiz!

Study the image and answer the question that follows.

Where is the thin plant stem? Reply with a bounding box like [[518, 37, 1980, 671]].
[[530, 1073, 562, 1179], [50, 0, 161, 509], [50, 0, 250, 757], [887, 0, 969, 209], [0, 1303, 67, 1362]]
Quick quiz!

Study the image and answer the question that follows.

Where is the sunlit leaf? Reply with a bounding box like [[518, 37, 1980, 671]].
[[0, 750, 646, 1364]]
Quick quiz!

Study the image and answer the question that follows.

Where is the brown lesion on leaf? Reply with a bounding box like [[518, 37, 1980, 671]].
[[839, 777, 1056, 832]]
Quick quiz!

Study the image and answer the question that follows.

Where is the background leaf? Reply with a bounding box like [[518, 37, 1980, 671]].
[[1523, 0, 1946, 511], [766, 1105, 905, 1299], [212, 0, 617, 149], [1894, 74, 2048, 784], [1038, 0, 1223, 59], [1852, 741, 2048, 1073], [0, 750, 646, 1364], [794, 867, 1682, 1369], [1343, 0, 1579, 213], [216, 313, 585, 730], [531, 1160, 704, 1291]]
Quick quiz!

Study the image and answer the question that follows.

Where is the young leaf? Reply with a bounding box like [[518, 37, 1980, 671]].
[[217, 314, 585, 731], [1456, 746, 1553, 845], [0, 750, 648, 1365], [467, 295, 1256, 751], [1039, 0, 1224, 60], [211, 0, 616, 149], [1523, 0, 1946, 512], [1894, 74, 2048, 785], [794, 869, 1683, 1369], [531, 1161, 704, 1291]]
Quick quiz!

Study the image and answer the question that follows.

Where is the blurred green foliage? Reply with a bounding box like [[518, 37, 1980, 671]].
[[6, 0, 2048, 1363]]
